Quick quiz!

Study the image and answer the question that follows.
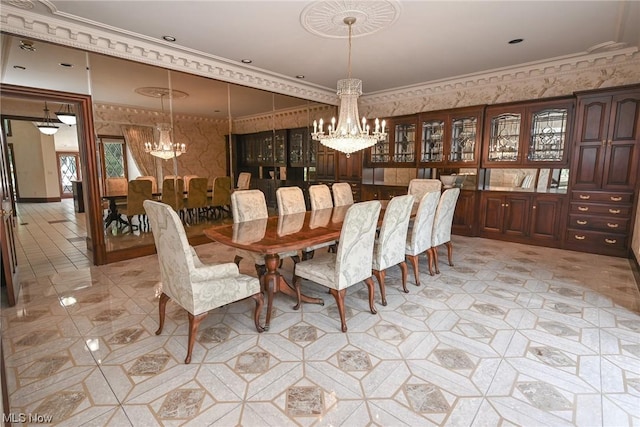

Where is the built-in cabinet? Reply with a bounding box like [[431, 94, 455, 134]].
[[365, 115, 418, 167], [288, 127, 315, 168]]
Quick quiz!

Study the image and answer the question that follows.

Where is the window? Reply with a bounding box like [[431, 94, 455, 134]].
[[98, 136, 128, 190]]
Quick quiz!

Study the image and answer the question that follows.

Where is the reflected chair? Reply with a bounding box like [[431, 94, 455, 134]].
[[183, 174, 199, 192], [161, 178, 185, 218], [231, 189, 299, 277], [372, 194, 415, 305], [332, 182, 354, 206], [307, 184, 336, 255], [429, 188, 461, 274], [184, 177, 208, 223], [408, 179, 442, 203], [236, 172, 251, 190], [122, 179, 152, 231], [405, 191, 440, 285], [210, 176, 232, 219], [136, 176, 158, 194], [293, 201, 381, 332], [104, 177, 129, 225], [144, 200, 264, 364]]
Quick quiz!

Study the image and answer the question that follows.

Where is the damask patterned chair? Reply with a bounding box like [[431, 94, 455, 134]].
[[429, 188, 461, 274], [122, 179, 152, 231], [184, 177, 208, 223], [209, 176, 232, 218], [236, 172, 251, 190], [405, 191, 440, 285], [372, 194, 415, 305], [136, 176, 158, 194], [332, 182, 354, 206], [161, 178, 185, 217], [307, 184, 337, 255], [143, 200, 264, 364], [293, 200, 381, 332], [231, 190, 299, 277], [408, 179, 442, 204]]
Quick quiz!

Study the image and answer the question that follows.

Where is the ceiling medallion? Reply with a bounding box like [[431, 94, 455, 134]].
[[134, 87, 189, 99], [1, 0, 34, 10], [300, 0, 401, 39]]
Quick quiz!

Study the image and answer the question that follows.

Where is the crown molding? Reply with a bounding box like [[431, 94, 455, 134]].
[[360, 46, 640, 105], [93, 103, 228, 125], [0, 4, 338, 105]]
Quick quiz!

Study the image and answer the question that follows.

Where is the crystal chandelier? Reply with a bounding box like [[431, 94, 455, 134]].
[[36, 102, 59, 135], [144, 93, 186, 160], [311, 17, 386, 157]]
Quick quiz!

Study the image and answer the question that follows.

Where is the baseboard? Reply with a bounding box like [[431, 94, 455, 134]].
[[631, 255, 640, 291], [17, 197, 61, 203]]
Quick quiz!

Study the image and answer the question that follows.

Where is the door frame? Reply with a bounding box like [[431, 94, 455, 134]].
[[56, 151, 81, 199]]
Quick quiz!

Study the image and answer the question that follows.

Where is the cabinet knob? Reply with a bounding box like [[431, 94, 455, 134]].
[[576, 220, 588, 225], [579, 194, 590, 200], [578, 206, 589, 211], [608, 209, 621, 214], [505, 204, 509, 207], [602, 139, 607, 146], [574, 235, 586, 240], [532, 206, 536, 209], [604, 238, 617, 244], [610, 196, 622, 202], [606, 223, 619, 228]]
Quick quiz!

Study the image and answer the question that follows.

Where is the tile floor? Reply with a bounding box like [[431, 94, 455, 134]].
[[2, 200, 640, 426]]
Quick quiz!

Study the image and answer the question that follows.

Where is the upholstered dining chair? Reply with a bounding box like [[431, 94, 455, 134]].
[[183, 174, 199, 192], [144, 200, 264, 364], [184, 177, 208, 223], [236, 172, 251, 190], [332, 182, 354, 206], [408, 179, 442, 203], [209, 176, 232, 218], [429, 188, 461, 274], [372, 194, 415, 306], [231, 189, 299, 277], [293, 200, 381, 332], [105, 177, 128, 195], [135, 176, 158, 194], [405, 191, 440, 285], [122, 179, 152, 231], [161, 178, 185, 216], [307, 184, 337, 255]]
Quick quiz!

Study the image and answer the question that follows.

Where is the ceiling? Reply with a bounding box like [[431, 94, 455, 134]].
[[1, 0, 639, 117]]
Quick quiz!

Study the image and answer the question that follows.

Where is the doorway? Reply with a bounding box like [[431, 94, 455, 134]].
[[56, 152, 81, 199]]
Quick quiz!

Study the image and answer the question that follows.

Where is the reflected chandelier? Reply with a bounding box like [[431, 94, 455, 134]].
[[311, 17, 386, 157], [144, 92, 186, 160], [36, 102, 59, 135]]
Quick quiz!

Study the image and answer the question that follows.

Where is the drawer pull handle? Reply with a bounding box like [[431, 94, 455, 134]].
[[608, 209, 620, 214], [606, 223, 619, 228], [579, 195, 590, 200], [574, 235, 586, 240], [578, 206, 589, 211], [610, 196, 622, 202], [605, 238, 617, 244], [576, 220, 588, 225]]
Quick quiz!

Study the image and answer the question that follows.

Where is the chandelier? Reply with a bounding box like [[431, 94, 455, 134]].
[[311, 17, 386, 157], [56, 103, 77, 125], [144, 93, 186, 160], [36, 102, 59, 135]]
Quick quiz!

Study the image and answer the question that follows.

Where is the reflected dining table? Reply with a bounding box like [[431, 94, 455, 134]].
[[204, 205, 352, 329]]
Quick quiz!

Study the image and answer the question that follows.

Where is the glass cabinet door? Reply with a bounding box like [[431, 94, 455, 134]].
[[450, 116, 478, 162], [488, 113, 521, 161], [394, 122, 415, 162], [421, 119, 444, 162], [274, 130, 286, 165], [288, 129, 304, 166], [527, 108, 568, 162], [260, 132, 273, 163], [370, 133, 390, 163]]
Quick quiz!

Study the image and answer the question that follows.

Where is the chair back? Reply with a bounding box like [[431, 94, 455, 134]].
[[309, 184, 333, 210], [127, 179, 152, 216], [183, 175, 199, 191], [334, 201, 381, 289], [161, 178, 185, 211], [332, 182, 354, 206], [408, 179, 442, 201], [407, 191, 440, 256], [105, 177, 128, 196], [373, 195, 414, 270], [237, 172, 251, 190], [211, 176, 232, 207], [143, 200, 194, 309], [136, 176, 157, 193], [185, 177, 208, 209], [276, 186, 306, 215], [231, 189, 268, 223], [432, 188, 461, 247]]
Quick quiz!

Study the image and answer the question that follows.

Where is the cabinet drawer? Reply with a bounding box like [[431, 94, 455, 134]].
[[566, 229, 628, 250], [568, 215, 629, 232], [571, 191, 633, 204], [569, 203, 631, 216]]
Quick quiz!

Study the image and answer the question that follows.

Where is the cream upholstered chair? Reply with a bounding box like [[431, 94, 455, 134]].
[[144, 200, 264, 364], [408, 179, 442, 202], [209, 176, 232, 218], [405, 191, 440, 285], [372, 194, 415, 306], [293, 200, 381, 332], [136, 176, 158, 193], [184, 177, 208, 223], [161, 178, 185, 215], [307, 184, 337, 255], [231, 190, 299, 276], [429, 188, 461, 274], [122, 179, 152, 231], [236, 172, 251, 190], [332, 182, 354, 206]]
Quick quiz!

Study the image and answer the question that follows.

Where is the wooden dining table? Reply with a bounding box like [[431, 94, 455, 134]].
[[204, 205, 352, 329]]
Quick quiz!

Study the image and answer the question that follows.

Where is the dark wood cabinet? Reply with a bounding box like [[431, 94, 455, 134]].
[[315, 142, 336, 181], [361, 184, 408, 201], [480, 193, 530, 238], [288, 127, 315, 168], [365, 115, 418, 167], [529, 194, 565, 242], [337, 151, 362, 182], [451, 190, 478, 236]]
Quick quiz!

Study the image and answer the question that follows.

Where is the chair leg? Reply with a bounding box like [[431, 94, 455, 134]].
[[373, 269, 387, 306], [433, 246, 440, 274], [399, 261, 409, 294], [185, 311, 207, 364], [364, 277, 377, 315], [255, 264, 266, 278], [234, 255, 242, 267], [446, 241, 454, 267], [302, 250, 313, 261], [293, 275, 302, 311], [426, 248, 435, 276], [155, 292, 170, 335], [290, 255, 300, 283], [407, 254, 420, 286], [251, 293, 265, 332], [329, 288, 348, 332]]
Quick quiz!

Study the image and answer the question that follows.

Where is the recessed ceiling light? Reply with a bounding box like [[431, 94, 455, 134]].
[[508, 38, 524, 45], [59, 63, 73, 68], [163, 35, 176, 42], [296, 75, 305, 79], [13, 65, 26, 70], [19, 40, 35, 51], [241, 59, 252, 64]]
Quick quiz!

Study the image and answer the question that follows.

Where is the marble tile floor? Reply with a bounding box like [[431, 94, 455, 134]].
[[2, 230, 640, 426]]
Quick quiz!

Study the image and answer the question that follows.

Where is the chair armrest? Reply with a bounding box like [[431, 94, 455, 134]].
[[190, 262, 240, 283]]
